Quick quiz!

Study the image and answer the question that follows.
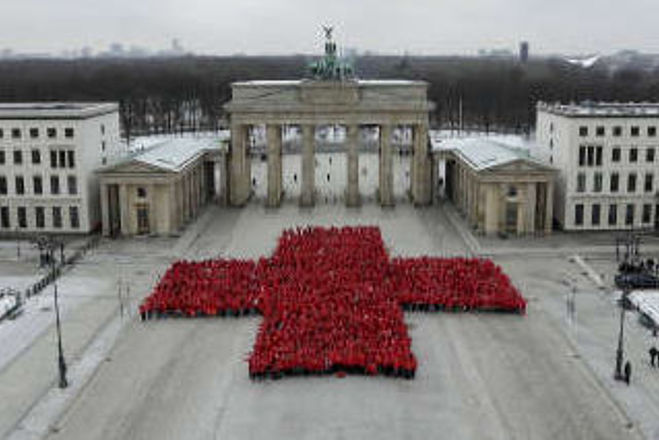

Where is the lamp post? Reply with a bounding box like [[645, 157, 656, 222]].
[[47, 239, 68, 388], [614, 284, 630, 381]]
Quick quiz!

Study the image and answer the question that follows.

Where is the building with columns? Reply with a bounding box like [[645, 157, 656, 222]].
[[435, 135, 556, 236], [223, 29, 434, 208], [96, 134, 227, 236]]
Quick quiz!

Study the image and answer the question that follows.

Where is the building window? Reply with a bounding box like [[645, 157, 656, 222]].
[[0, 206, 9, 228], [0, 176, 6, 194], [47, 127, 56, 138], [587, 146, 594, 166], [0, 150, 4, 165], [17, 206, 27, 228], [50, 175, 60, 195], [31, 149, 41, 164], [595, 146, 602, 166], [58, 150, 66, 168], [549, 139, 553, 150], [69, 206, 80, 229], [596, 126, 605, 137], [608, 204, 618, 225], [630, 148, 638, 162], [0, 128, 3, 138], [101, 141, 106, 152], [612, 147, 621, 162], [33, 176, 42, 195], [67, 150, 75, 168], [29, 128, 39, 139], [647, 148, 655, 162], [13, 150, 22, 165], [592, 204, 601, 226], [643, 204, 652, 224], [137, 187, 147, 198], [575, 204, 584, 226], [102, 157, 107, 165], [649, 126, 657, 137], [577, 173, 586, 193], [52, 207, 62, 228], [50, 150, 57, 168], [549, 156, 553, 164], [101, 124, 105, 135], [626, 204, 635, 225], [645, 173, 654, 192], [628, 173, 637, 192], [11, 128, 21, 139], [578, 146, 586, 166], [579, 126, 588, 137], [631, 126, 640, 137], [35, 206, 44, 228], [15, 176, 24, 195], [67, 175, 77, 195], [65, 128, 74, 138], [593, 172, 603, 193], [613, 126, 622, 137], [610, 172, 619, 192]]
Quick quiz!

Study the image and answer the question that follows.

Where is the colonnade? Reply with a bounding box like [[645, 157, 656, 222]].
[[229, 122, 431, 208]]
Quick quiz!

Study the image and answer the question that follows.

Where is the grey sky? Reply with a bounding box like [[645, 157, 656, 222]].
[[2, 0, 658, 56]]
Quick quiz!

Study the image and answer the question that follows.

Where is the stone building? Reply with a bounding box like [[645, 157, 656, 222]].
[[536, 101, 659, 231], [0, 102, 122, 234], [435, 135, 556, 236], [96, 134, 227, 236]]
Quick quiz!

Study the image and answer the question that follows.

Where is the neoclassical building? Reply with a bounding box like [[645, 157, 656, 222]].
[[434, 135, 557, 236], [97, 135, 227, 236], [223, 31, 434, 208]]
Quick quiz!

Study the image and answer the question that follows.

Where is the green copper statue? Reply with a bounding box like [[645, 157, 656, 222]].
[[309, 26, 355, 81]]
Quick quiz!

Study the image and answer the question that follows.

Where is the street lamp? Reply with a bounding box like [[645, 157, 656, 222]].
[[614, 284, 631, 381], [47, 239, 68, 388]]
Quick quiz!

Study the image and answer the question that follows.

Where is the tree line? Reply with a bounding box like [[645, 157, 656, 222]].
[[0, 55, 658, 137]]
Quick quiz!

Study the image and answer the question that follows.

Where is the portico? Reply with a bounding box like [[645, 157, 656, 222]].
[[224, 80, 433, 208]]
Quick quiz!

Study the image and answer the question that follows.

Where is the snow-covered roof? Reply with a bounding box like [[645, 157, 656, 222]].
[[232, 79, 425, 87], [538, 101, 659, 117], [103, 131, 229, 173], [0, 102, 118, 119], [628, 290, 659, 326], [430, 131, 543, 171]]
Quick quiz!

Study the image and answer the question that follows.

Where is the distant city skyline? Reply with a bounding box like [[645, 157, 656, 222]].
[[1, 0, 658, 57]]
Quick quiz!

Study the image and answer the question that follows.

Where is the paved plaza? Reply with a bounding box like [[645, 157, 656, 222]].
[[2, 199, 655, 439]]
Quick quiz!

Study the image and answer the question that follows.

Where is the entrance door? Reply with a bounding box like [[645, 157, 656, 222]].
[[136, 204, 150, 235], [505, 202, 518, 234]]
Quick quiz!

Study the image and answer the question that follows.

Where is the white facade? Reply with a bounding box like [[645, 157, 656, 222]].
[[0, 103, 123, 234], [536, 102, 659, 231]]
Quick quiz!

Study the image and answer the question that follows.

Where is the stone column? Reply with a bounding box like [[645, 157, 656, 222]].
[[346, 124, 360, 207], [300, 124, 315, 206], [230, 124, 251, 206], [545, 180, 554, 235], [266, 124, 283, 207], [168, 182, 177, 233], [100, 183, 110, 236], [148, 184, 157, 234], [526, 182, 537, 234], [378, 124, 394, 206], [118, 184, 129, 236], [411, 124, 431, 205]]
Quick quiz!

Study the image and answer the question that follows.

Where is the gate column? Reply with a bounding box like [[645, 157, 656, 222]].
[[378, 124, 394, 206], [300, 124, 315, 207], [346, 124, 360, 207], [230, 124, 251, 206], [266, 124, 283, 207], [411, 124, 431, 205]]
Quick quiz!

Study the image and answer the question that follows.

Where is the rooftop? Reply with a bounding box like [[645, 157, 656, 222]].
[[102, 131, 229, 173], [232, 79, 426, 87], [0, 102, 119, 119], [430, 131, 545, 171], [538, 101, 659, 117]]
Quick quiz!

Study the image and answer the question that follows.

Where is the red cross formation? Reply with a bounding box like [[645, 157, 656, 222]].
[[140, 226, 526, 380]]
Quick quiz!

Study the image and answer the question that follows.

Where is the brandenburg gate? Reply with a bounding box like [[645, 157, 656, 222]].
[[224, 28, 434, 208]]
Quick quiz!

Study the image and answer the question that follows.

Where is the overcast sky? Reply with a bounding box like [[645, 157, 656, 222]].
[[2, 0, 658, 56]]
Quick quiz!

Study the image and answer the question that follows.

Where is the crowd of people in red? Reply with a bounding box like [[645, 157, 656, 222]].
[[139, 226, 525, 379]]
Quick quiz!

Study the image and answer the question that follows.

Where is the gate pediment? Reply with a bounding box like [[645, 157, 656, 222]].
[[300, 80, 359, 105]]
